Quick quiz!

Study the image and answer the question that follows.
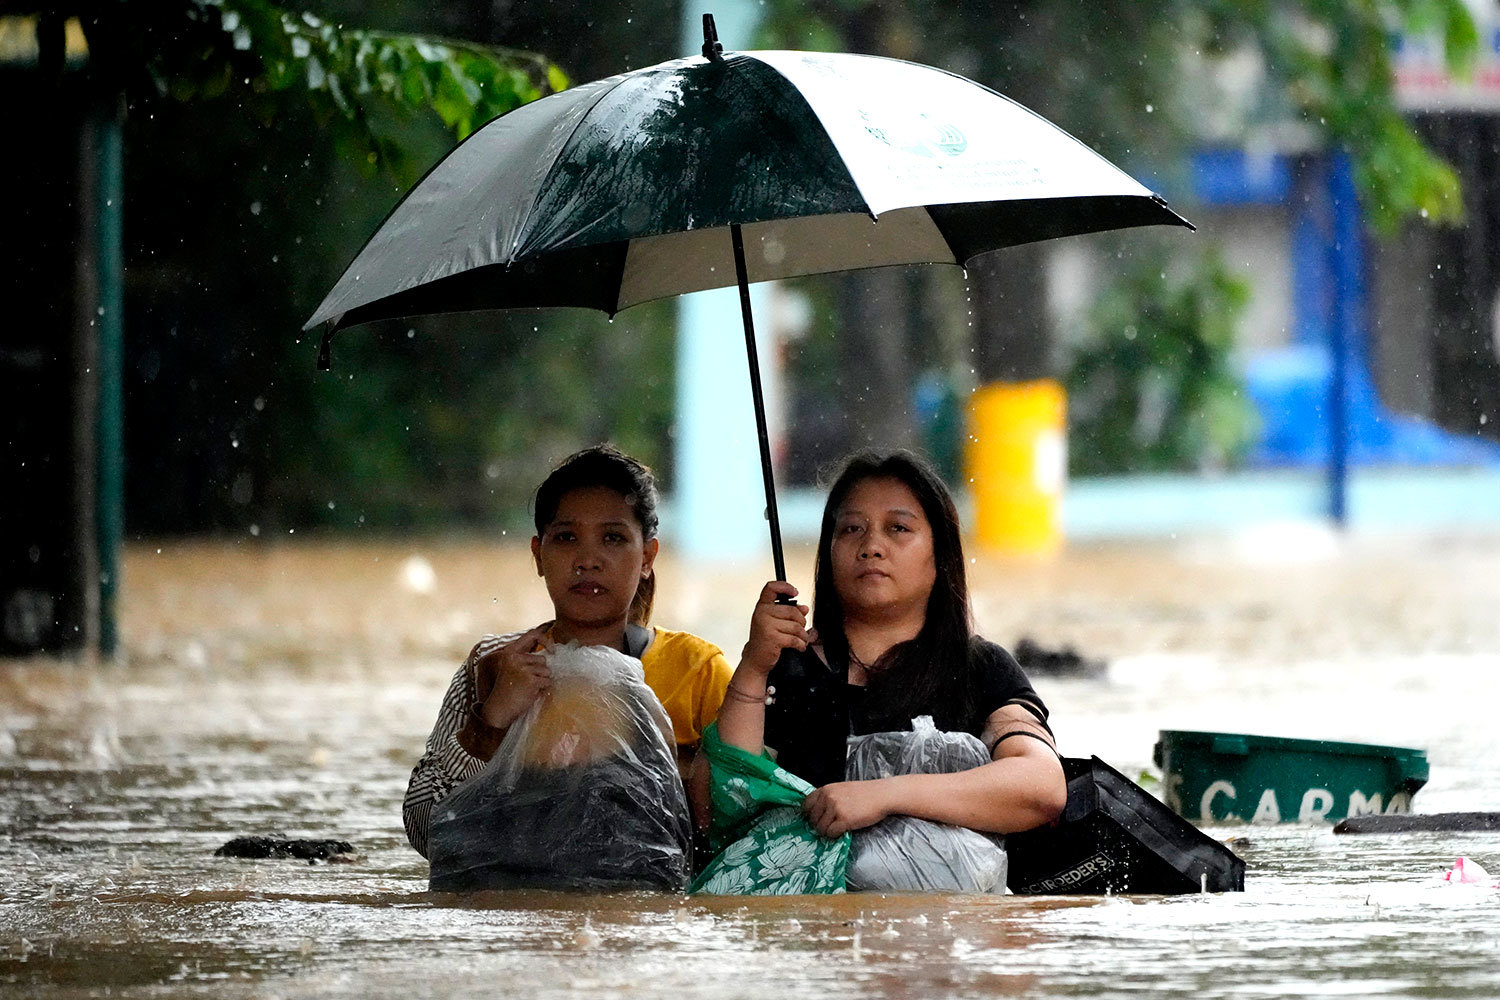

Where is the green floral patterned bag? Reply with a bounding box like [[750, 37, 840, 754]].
[[689, 722, 850, 895]]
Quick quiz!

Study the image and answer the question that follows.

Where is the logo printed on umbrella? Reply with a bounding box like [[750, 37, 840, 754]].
[[857, 110, 967, 159]]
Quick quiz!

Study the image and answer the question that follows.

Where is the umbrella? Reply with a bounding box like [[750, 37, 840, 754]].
[[306, 14, 1192, 580]]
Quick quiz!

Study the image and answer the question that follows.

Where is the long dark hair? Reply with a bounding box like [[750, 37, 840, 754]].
[[813, 450, 976, 730], [533, 444, 660, 626]]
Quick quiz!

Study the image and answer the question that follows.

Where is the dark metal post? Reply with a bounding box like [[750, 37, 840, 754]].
[[729, 223, 788, 583], [95, 97, 125, 656]]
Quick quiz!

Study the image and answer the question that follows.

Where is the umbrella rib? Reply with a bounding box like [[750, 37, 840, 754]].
[[504, 72, 652, 267], [734, 56, 875, 219]]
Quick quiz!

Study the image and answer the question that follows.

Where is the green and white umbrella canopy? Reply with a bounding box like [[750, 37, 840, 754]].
[[307, 31, 1191, 578], [306, 47, 1190, 332]]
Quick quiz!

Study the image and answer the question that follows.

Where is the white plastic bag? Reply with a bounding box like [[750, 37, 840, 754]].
[[428, 643, 692, 892], [844, 716, 1008, 893]]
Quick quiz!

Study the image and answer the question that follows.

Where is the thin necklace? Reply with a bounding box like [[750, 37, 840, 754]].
[[847, 645, 881, 676]]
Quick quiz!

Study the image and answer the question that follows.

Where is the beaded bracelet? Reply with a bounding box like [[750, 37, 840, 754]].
[[724, 681, 776, 706]]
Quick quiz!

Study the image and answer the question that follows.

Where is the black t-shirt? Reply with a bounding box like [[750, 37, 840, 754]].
[[763, 638, 1050, 788]]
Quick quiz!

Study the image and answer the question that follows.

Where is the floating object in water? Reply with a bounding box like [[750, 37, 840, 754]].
[[1444, 857, 1500, 888], [1007, 756, 1245, 894], [1154, 730, 1428, 825], [214, 836, 355, 862], [1334, 813, 1500, 834]]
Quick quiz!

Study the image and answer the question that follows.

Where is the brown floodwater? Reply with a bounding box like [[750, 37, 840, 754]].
[[3, 530, 1500, 998]]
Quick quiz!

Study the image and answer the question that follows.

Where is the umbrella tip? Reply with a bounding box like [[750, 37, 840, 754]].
[[316, 328, 334, 372], [701, 13, 724, 61]]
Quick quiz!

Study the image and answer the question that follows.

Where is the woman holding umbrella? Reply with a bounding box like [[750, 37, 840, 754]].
[[712, 451, 1065, 849]]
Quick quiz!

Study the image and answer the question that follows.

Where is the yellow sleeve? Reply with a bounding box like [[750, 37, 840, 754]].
[[697, 647, 734, 734], [641, 628, 733, 748]]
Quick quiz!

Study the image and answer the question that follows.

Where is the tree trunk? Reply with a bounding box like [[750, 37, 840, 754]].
[[838, 268, 917, 452]]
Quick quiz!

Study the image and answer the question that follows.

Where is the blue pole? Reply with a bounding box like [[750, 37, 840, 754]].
[[1326, 153, 1362, 528], [673, 4, 771, 567]]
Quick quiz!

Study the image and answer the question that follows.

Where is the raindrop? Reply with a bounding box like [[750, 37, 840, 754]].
[[250, 201, 263, 216], [249, 525, 260, 536], [253, 397, 265, 411], [407, 329, 416, 339], [573, 919, 601, 950], [1145, 104, 1154, 113], [327, 501, 336, 510]]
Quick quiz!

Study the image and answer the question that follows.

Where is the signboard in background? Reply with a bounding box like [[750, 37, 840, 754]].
[[1395, 0, 1500, 110]]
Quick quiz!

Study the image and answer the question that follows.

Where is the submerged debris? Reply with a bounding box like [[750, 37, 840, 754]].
[[1334, 813, 1500, 834], [214, 836, 355, 862], [1013, 638, 1107, 678]]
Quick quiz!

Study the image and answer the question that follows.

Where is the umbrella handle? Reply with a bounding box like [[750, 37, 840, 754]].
[[730, 223, 791, 593]]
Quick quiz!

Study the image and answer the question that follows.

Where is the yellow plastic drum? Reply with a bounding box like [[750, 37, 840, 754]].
[[965, 379, 1066, 555]]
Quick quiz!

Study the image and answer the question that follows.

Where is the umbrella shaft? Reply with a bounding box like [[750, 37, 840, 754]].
[[730, 223, 788, 584]]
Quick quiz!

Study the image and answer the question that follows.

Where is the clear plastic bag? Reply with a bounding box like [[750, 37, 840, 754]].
[[428, 642, 692, 892], [844, 716, 1008, 893]]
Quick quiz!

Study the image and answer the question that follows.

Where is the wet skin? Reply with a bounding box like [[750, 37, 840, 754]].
[[531, 485, 657, 648], [478, 486, 658, 732], [829, 475, 938, 657]]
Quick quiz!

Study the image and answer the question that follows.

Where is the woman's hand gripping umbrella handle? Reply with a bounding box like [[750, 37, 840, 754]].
[[716, 581, 815, 755]]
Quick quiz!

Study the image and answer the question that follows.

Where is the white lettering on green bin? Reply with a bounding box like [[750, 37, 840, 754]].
[[1348, 791, 1384, 816], [1200, 780, 1235, 823], [1251, 788, 1281, 824], [1299, 788, 1335, 822], [1386, 791, 1412, 814]]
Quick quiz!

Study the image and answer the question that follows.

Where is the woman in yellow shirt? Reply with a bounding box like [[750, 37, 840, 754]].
[[402, 445, 733, 862]]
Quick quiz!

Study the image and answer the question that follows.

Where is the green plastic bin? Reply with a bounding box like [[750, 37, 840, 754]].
[[1154, 730, 1429, 825]]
